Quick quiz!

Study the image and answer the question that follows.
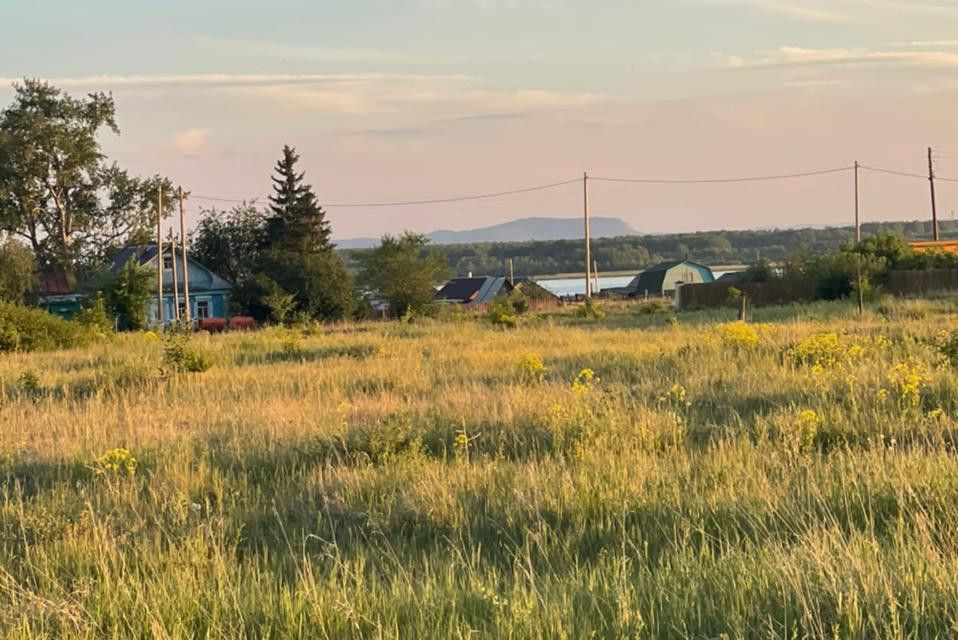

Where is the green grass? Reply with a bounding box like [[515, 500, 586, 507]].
[[3, 298, 958, 638]]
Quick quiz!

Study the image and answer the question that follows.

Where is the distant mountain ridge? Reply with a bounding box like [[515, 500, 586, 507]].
[[335, 216, 636, 249]]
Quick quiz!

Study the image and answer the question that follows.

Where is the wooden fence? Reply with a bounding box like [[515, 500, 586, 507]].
[[677, 279, 818, 310], [884, 269, 958, 296]]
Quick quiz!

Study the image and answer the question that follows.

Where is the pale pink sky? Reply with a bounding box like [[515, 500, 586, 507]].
[[2, 0, 957, 238]]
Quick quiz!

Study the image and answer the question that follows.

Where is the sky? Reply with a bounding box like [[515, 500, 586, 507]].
[[2, 0, 958, 238]]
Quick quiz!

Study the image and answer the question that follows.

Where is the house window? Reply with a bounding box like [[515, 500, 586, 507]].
[[196, 300, 211, 319]]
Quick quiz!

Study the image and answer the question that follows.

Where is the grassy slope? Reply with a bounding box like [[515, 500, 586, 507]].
[[3, 300, 958, 638]]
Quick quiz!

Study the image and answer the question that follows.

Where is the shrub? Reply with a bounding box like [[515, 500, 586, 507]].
[[163, 333, 213, 373], [571, 368, 597, 393], [575, 298, 606, 320], [637, 300, 670, 315], [487, 291, 530, 328], [94, 448, 137, 477], [791, 409, 822, 454], [16, 370, 42, 399], [938, 330, 958, 367], [787, 333, 850, 369], [718, 322, 760, 348], [0, 302, 93, 353], [75, 293, 114, 335], [517, 352, 547, 383]]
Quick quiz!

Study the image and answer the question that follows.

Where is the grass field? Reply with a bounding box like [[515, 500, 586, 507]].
[[4, 299, 958, 638]]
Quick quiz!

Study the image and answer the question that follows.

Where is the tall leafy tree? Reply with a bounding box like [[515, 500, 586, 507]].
[[358, 233, 451, 317], [0, 79, 174, 271], [102, 258, 153, 331], [0, 238, 37, 303], [190, 202, 267, 284]]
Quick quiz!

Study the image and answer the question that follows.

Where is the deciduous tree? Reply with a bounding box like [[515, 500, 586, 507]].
[[0, 79, 174, 271], [358, 233, 451, 317]]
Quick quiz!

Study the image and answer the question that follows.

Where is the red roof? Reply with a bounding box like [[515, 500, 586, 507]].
[[40, 271, 75, 295]]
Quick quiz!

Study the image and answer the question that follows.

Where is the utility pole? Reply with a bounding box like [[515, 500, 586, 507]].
[[583, 172, 592, 299], [593, 260, 600, 295], [854, 161, 864, 317], [156, 186, 164, 326], [929, 147, 940, 242], [178, 187, 191, 324], [169, 228, 180, 322], [854, 161, 861, 243], [508, 258, 514, 287]]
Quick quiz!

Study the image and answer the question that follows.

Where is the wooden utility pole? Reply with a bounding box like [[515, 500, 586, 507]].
[[593, 260, 600, 295], [854, 161, 861, 243], [178, 187, 191, 324], [169, 229, 180, 321], [156, 187, 164, 326], [583, 172, 592, 299], [929, 147, 940, 241], [508, 258, 514, 287], [854, 161, 864, 317]]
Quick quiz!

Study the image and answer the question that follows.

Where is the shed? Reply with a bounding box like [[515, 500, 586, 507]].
[[624, 260, 715, 297], [514, 278, 560, 302], [436, 276, 513, 305]]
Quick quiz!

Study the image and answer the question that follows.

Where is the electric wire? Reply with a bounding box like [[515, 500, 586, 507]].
[[589, 166, 851, 185]]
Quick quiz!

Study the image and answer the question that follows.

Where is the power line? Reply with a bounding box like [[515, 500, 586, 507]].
[[589, 166, 851, 184], [185, 163, 954, 210], [191, 177, 582, 208], [859, 165, 928, 179]]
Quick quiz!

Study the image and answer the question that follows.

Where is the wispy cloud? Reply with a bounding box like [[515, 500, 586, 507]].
[[0, 73, 606, 122], [694, 0, 958, 23], [722, 46, 958, 70], [0, 73, 472, 89], [694, 0, 853, 22], [170, 128, 210, 155]]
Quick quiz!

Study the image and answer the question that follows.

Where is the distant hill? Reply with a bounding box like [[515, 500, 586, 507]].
[[341, 218, 952, 279], [427, 217, 636, 244], [334, 216, 636, 249]]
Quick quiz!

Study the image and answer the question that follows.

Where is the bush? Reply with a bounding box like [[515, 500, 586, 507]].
[[0, 302, 94, 353], [75, 293, 114, 335], [575, 298, 606, 320], [163, 333, 213, 373], [938, 330, 958, 367], [488, 291, 530, 328], [718, 322, 760, 348], [517, 352, 547, 383], [637, 300, 670, 315]]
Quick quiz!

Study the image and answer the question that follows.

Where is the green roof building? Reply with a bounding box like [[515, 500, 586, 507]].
[[624, 260, 715, 297]]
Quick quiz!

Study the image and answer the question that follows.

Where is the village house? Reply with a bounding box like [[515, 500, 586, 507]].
[[39, 245, 232, 324]]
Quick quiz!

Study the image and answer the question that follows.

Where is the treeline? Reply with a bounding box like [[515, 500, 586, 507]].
[[345, 220, 954, 277]]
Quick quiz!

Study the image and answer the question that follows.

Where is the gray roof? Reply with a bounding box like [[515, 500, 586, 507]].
[[111, 245, 232, 292], [436, 276, 513, 304]]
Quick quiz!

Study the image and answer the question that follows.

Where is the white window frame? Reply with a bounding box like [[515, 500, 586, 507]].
[[195, 297, 213, 319]]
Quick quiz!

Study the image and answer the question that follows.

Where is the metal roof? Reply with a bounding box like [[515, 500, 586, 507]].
[[111, 245, 233, 292], [435, 276, 512, 304]]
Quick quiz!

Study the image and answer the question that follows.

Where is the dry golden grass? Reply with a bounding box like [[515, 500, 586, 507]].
[[3, 298, 958, 638]]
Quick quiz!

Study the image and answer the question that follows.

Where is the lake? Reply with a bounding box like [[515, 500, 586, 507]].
[[538, 272, 735, 297]]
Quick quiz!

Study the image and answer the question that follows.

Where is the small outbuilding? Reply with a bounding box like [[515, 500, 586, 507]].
[[623, 260, 715, 297], [436, 276, 514, 305], [513, 278, 560, 303]]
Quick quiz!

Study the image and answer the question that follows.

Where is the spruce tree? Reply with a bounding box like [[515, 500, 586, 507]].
[[257, 146, 353, 320], [264, 145, 332, 253]]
